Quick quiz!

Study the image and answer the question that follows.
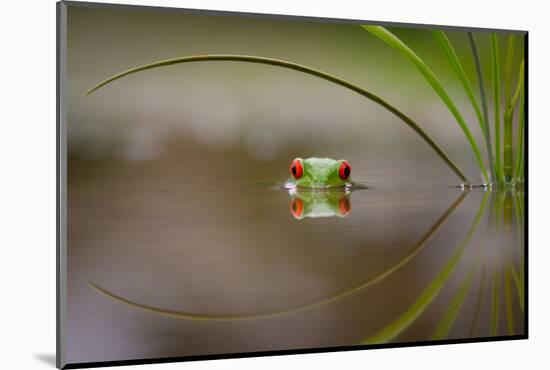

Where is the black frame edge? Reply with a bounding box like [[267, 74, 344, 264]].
[[62, 335, 528, 369]]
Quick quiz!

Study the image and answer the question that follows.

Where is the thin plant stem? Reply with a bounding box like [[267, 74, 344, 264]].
[[504, 35, 516, 104], [361, 192, 489, 344], [503, 36, 517, 183], [433, 31, 491, 180], [504, 60, 524, 183], [468, 32, 496, 183], [362, 25, 488, 183], [503, 35, 515, 183], [491, 34, 504, 183], [518, 142, 525, 183], [503, 111, 514, 183], [85, 54, 469, 183], [515, 86, 525, 183]]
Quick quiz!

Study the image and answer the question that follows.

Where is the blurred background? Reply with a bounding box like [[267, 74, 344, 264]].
[[68, 5, 523, 183], [66, 4, 525, 365]]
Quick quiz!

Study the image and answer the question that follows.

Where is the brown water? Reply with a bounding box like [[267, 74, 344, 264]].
[[66, 138, 525, 364]]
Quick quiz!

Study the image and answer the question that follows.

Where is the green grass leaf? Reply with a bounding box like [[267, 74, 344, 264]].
[[362, 25, 488, 184], [468, 33, 496, 182], [491, 34, 504, 183], [433, 31, 489, 161]]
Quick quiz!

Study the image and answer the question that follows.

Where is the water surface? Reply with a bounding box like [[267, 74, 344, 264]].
[[67, 140, 525, 364]]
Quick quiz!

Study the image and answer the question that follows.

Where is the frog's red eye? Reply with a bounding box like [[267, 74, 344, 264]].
[[339, 197, 351, 215], [290, 198, 304, 218], [339, 161, 351, 180], [290, 159, 303, 179]]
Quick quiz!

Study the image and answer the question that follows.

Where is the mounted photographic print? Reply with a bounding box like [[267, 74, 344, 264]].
[[57, 1, 527, 368]]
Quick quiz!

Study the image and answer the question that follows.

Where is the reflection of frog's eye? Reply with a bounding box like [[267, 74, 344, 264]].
[[339, 161, 351, 180], [290, 159, 303, 179], [290, 198, 304, 218], [339, 197, 351, 215]]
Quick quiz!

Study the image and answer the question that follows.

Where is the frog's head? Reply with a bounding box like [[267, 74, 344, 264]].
[[290, 191, 351, 219], [289, 157, 352, 189]]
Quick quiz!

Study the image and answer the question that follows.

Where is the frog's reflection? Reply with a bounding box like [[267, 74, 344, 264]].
[[288, 190, 351, 219]]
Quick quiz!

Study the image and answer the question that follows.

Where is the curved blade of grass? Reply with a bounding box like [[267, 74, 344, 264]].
[[433, 31, 492, 175], [468, 32, 496, 182], [361, 192, 489, 344], [362, 25, 488, 183], [86, 191, 467, 322], [85, 54, 468, 183], [491, 34, 504, 183]]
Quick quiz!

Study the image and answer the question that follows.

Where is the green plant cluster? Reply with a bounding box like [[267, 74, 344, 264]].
[[363, 26, 525, 186]]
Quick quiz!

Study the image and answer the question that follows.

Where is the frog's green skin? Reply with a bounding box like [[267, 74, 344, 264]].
[[290, 191, 351, 219], [287, 157, 351, 189]]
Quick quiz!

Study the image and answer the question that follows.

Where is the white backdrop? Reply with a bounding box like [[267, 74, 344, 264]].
[[0, 0, 547, 369]]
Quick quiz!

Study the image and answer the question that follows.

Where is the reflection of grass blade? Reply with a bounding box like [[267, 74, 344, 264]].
[[513, 193, 525, 312], [433, 31, 490, 174], [504, 266, 515, 334], [510, 265, 522, 312], [490, 260, 500, 335], [431, 266, 476, 340], [491, 34, 503, 183], [363, 25, 488, 183], [494, 191, 504, 229], [362, 192, 489, 344], [86, 192, 467, 322], [468, 32, 495, 182], [433, 185, 489, 340], [469, 255, 488, 336], [85, 54, 468, 183]]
